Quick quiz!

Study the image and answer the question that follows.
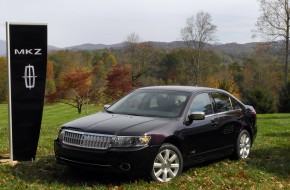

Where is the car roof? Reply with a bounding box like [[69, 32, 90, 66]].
[[138, 85, 223, 93]]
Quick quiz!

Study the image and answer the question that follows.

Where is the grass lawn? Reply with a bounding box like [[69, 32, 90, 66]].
[[0, 103, 289, 189]]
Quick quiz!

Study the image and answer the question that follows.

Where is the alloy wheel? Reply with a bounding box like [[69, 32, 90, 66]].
[[239, 133, 251, 159], [152, 148, 180, 182]]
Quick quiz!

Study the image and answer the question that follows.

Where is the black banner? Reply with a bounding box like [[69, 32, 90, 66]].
[[7, 23, 47, 161]]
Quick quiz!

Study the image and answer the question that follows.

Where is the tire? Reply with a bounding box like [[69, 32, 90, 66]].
[[150, 143, 183, 182], [233, 129, 251, 160]]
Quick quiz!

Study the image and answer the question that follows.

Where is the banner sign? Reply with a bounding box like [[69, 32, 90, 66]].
[[6, 23, 47, 161]]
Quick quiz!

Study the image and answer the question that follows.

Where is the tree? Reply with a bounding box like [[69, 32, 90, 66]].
[[253, 0, 290, 84], [45, 61, 56, 95], [61, 68, 92, 114], [246, 87, 276, 113], [181, 11, 217, 85], [124, 33, 160, 87], [159, 52, 180, 84], [104, 64, 132, 102], [0, 57, 8, 102], [278, 81, 290, 112], [207, 70, 241, 99]]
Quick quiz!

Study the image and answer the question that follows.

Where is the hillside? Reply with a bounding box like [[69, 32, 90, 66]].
[[0, 39, 60, 56], [0, 39, 257, 56]]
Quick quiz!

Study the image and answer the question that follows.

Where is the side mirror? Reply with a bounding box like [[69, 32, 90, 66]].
[[188, 112, 205, 121], [103, 104, 111, 110]]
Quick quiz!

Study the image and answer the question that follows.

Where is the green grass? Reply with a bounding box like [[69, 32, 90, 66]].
[[0, 104, 289, 189]]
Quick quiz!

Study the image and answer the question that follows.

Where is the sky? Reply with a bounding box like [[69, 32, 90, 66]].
[[0, 0, 260, 48]]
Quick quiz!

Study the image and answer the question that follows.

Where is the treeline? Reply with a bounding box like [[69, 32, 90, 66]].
[[0, 42, 289, 113]]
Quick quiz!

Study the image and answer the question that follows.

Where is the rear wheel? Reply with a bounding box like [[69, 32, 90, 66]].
[[150, 143, 183, 182], [233, 129, 251, 159]]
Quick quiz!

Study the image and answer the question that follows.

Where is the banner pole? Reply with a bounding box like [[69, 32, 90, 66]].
[[6, 22, 14, 161]]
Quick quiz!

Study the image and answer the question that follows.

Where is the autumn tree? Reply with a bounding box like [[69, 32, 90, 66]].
[[49, 50, 93, 80], [207, 70, 241, 99], [181, 11, 217, 85], [253, 0, 290, 84], [104, 64, 132, 103], [90, 51, 118, 102], [0, 57, 8, 102], [61, 68, 92, 113], [45, 61, 57, 103]]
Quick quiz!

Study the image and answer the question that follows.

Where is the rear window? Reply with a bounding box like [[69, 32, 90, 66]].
[[212, 93, 233, 112]]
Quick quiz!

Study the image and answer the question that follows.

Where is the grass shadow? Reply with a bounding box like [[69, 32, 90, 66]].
[[5, 155, 147, 188], [264, 132, 290, 138], [248, 146, 290, 179], [3, 147, 289, 188]]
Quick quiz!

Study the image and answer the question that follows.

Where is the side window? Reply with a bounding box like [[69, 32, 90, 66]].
[[212, 93, 233, 112], [189, 93, 214, 115], [231, 98, 243, 110]]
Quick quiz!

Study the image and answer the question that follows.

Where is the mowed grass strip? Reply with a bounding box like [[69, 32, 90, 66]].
[[0, 104, 289, 189]]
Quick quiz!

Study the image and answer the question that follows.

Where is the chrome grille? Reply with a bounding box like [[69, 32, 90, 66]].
[[62, 130, 113, 150]]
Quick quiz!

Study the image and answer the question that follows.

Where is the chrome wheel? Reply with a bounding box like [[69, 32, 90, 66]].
[[239, 133, 251, 159], [151, 144, 183, 182]]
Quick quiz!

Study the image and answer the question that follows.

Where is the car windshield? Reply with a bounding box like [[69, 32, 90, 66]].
[[107, 90, 191, 118]]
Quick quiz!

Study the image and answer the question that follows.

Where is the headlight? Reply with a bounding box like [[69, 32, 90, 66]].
[[58, 129, 65, 142], [111, 136, 151, 147]]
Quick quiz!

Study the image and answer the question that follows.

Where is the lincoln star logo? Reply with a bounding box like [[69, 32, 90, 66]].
[[22, 64, 37, 90]]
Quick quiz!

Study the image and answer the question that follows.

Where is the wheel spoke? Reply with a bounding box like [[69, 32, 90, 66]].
[[162, 171, 168, 182], [240, 148, 244, 156], [245, 137, 250, 144], [155, 169, 163, 178], [157, 153, 166, 164], [169, 154, 177, 163], [164, 149, 170, 160], [171, 163, 179, 169], [168, 169, 175, 178], [239, 143, 244, 149], [241, 134, 246, 143], [153, 162, 162, 168]]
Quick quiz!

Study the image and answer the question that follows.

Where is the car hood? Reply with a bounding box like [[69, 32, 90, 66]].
[[62, 111, 171, 136]]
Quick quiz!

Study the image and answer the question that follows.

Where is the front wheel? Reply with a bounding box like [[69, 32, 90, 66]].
[[150, 143, 183, 182], [233, 129, 251, 160]]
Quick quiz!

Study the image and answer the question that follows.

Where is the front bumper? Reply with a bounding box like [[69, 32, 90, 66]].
[[54, 140, 159, 174]]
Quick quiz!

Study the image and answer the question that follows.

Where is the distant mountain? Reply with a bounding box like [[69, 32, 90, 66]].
[[64, 43, 125, 50], [212, 42, 257, 54], [0, 39, 258, 57], [48, 45, 61, 51], [0, 39, 60, 56], [63, 41, 257, 53]]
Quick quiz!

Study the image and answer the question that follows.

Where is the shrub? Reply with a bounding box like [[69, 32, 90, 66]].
[[245, 88, 276, 113], [278, 82, 290, 113]]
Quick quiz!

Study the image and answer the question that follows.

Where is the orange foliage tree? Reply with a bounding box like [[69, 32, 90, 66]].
[[0, 57, 8, 102], [104, 64, 132, 103], [207, 71, 241, 99], [61, 67, 92, 113], [45, 61, 57, 103]]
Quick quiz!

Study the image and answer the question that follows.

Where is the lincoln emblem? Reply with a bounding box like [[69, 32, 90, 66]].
[[22, 64, 37, 90]]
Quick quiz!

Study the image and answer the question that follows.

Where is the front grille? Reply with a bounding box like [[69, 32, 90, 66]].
[[62, 130, 113, 150]]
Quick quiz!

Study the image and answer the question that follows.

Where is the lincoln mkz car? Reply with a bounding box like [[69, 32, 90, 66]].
[[54, 86, 257, 182]]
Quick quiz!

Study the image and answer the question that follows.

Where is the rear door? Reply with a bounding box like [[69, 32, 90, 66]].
[[211, 92, 243, 150]]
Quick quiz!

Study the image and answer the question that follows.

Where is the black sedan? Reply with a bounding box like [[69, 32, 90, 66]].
[[54, 86, 257, 182]]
